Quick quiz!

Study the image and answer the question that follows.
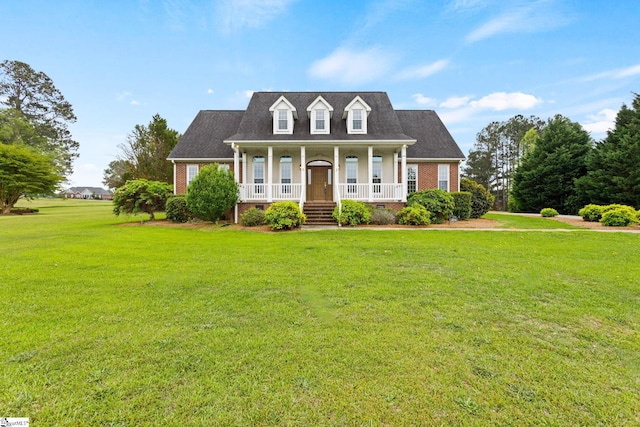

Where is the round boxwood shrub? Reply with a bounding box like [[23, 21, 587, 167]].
[[165, 196, 192, 223], [407, 189, 454, 224], [600, 206, 639, 227], [240, 207, 266, 226], [264, 201, 306, 230], [540, 208, 559, 217], [396, 204, 431, 225], [451, 191, 472, 220], [578, 204, 603, 222], [369, 208, 396, 225], [460, 178, 495, 218], [333, 200, 371, 226]]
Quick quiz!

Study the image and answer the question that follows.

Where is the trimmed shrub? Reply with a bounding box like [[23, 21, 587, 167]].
[[451, 191, 472, 220], [461, 178, 495, 218], [113, 179, 172, 221], [240, 207, 266, 227], [397, 204, 431, 226], [540, 208, 559, 217], [333, 200, 371, 226], [407, 189, 454, 224], [264, 201, 305, 230], [165, 196, 192, 223], [369, 208, 396, 225], [600, 206, 639, 227], [578, 204, 603, 222], [186, 164, 239, 222]]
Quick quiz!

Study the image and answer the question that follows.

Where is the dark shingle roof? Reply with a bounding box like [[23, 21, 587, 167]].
[[168, 93, 464, 161], [227, 92, 414, 142], [168, 110, 244, 159], [397, 110, 465, 159]]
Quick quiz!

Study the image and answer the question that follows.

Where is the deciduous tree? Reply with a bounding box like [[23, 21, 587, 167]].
[[112, 179, 172, 221], [0, 60, 78, 175], [0, 143, 62, 214]]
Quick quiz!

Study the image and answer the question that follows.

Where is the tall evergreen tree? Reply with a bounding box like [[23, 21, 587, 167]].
[[575, 93, 640, 208], [511, 115, 593, 214]]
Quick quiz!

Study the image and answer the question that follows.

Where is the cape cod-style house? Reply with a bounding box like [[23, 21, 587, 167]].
[[168, 92, 465, 224]]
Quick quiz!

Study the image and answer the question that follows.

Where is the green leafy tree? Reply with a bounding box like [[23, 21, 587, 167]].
[[463, 115, 545, 210], [185, 164, 238, 222], [111, 114, 180, 184], [575, 93, 640, 208], [0, 60, 78, 176], [511, 115, 593, 214], [0, 143, 62, 214], [112, 179, 172, 221], [103, 159, 135, 191]]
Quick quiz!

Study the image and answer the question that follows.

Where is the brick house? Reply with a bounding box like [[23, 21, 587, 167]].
[[168, 92, 465, 224]]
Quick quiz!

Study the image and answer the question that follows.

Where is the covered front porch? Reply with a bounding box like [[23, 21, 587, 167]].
[[232, 144, 411, 208]]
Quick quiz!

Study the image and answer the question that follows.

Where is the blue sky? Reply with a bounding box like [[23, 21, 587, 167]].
[[2, 0, 639, 187]]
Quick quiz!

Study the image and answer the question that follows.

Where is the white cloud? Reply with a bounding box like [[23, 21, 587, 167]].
[[440, 95, 472, 109], [308, 47, 397, 85], [470, 92, 542, 111], [412, 93, 437, 106], [243, 90, 255, 98], [217, 0, 297, 34], [581, 108, 617, 135], [207, 88, 214, 94], [130, 100, 141, 106], [582, 64, 640, 82], [466, 1, 571, 43], [396, 59, 449, 80], [116, 91, 132, 101]]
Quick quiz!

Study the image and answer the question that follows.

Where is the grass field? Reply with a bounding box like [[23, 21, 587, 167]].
[[1, 199, 639, 425]]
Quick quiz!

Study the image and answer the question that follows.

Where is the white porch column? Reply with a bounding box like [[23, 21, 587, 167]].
[[233, 146, 240, 184], [393, 152, 398, 185], [334, 146, 340, 201], [367, 146, 373, 202], [242, 151, 247, 186], [172, 161, 177, 194], [300, 146, 306, 203], [401, 145, 407, 202], [267, 146, 273, 202]]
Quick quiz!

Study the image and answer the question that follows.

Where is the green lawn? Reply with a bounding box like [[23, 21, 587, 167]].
[[1, 200, 639, 425]]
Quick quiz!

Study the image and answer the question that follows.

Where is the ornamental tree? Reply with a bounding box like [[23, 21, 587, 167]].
[[112, 179, 172, 221], [0, 142, 62, 214], [185, 164, 238, 222]]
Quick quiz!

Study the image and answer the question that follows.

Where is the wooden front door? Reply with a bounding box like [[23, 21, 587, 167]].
[[307, 166, 333, 201]]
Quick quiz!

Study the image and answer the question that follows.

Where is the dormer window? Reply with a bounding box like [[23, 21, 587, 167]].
[[269, 96, 297, 135], [343, 96, 371, 134], [307, 95, 333, 134]]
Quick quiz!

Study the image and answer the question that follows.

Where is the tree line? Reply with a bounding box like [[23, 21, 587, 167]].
[[463, 93, 640, 214]]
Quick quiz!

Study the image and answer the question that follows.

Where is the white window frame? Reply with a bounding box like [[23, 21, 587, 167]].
[[438, 164, 450, 192], [277, 109, 288, 131], [280, 156, 292, 194], [187, 164, 199, 187], [269, 96, 297, 135], [372, 155, 382, 193], [346, 156, 358, 194], [407, 164, 418, 194], [343, 96, 371, 134], [307, 95, 333, 134], [253, 156, 265, 194], [312, 109, 327, 133]]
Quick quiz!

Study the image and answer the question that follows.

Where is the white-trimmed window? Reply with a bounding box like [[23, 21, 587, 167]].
[[315, 110, 326, 131], [253, 156, 265, 194], [438, 164, 450, 191], [269, 96, 297, 135], [343, 96, 371, 134], [187, 164, 199, 187], [372, 155, 382, 193], [280, 156, 292, 194], [218, 164, 230, 172], [407, 164, 417, 194], [353, 109, 363, 131], [346, 156, 358, 194]]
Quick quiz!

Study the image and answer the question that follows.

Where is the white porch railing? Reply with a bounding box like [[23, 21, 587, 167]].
[[337, 183, 403, 201], [239, 183, 302, 201]]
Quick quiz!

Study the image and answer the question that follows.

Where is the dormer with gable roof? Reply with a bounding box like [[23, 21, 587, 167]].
[[269, 95, 297, 135], [343, 95, 372, 134], [306, 95, 334, 135]]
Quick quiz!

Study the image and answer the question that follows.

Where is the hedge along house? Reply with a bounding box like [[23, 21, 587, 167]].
[[168, 92, 465, 224]]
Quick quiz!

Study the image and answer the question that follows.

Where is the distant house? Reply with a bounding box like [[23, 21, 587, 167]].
[[64, 187, 113, 200], [168, 91, 465, 224]]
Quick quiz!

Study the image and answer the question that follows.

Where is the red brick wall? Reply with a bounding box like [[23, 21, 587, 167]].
[[417, 162, 459, 192], [174, 161, 235, 194]]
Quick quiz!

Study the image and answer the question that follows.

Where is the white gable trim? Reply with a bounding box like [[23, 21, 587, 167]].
[[307, 95, 334, 135], [343, 96, 372, 134], [269, 96, 297, 135]]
